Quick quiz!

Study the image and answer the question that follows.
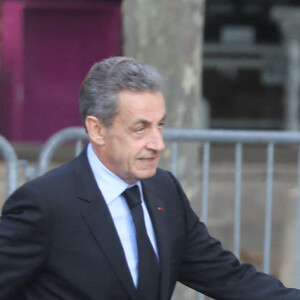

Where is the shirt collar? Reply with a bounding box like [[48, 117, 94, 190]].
[[87, 143, 142, 204]]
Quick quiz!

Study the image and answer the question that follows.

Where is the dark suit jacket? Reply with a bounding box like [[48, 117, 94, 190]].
[[0, 148, 299, 300]]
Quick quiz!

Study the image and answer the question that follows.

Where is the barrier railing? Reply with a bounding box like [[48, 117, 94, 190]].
[[163, 129, 300, 299], [37, 127, 87, 176], [0, 135, 19, 197]]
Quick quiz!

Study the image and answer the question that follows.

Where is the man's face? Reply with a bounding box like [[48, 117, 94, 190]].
[[98, 90, 166, 184]]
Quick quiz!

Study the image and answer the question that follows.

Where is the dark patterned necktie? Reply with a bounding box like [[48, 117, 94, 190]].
[[123, 185, 160, 300]]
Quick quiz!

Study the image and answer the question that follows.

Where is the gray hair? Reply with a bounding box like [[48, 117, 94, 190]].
[[79, 56, 162, 127]]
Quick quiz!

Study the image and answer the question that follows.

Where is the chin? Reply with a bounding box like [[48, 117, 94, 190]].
[[140, 169, 157, 179]]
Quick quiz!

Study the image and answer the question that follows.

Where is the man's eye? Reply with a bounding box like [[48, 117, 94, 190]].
[[136, 127, 145, 133], [158, 122, 165, 128]]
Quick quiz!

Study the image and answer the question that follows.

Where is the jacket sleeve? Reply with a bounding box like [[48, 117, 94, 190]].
[[0, 182, 49, 299], [168, 172, 300, 300]]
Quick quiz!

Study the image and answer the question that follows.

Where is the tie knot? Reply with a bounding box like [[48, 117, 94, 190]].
[[123, 185, 142, 209]]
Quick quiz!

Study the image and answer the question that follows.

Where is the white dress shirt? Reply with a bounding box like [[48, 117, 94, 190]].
[[87, 143, 159, 287]]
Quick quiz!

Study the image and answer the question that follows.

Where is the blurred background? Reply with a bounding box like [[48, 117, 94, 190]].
[[204, 0, 300, 131], [2, 0, 300, 143]]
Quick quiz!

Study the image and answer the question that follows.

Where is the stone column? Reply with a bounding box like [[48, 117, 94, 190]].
[[122, 1, 206, 299], [122, 0, 206, 127], [272, 7, 300, 131]]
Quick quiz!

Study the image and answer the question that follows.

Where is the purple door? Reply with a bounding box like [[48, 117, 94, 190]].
[[1, 1, 121, 142]]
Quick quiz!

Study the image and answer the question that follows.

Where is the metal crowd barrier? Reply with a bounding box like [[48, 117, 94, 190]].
[[163, 129, 300, 299], [37, 127, 87, 176], [32, 127, 300, 298], [0, 135, 19, 197]]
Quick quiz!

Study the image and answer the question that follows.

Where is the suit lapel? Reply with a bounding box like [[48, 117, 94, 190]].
[[142, 180, 172, 300], [74, 150, 139, 300]]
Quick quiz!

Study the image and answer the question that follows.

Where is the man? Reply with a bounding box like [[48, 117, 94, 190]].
[[0, 57, 299, 299]]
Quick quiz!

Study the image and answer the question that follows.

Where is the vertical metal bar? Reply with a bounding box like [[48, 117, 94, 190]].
[[171, 142, 178, 177], [75, 139, 83, 157], [263, 143, 274, 274], [234, 143, 243, 258], [295, 146, 300, 288], [198, 142, 211, 300], [201, 142, 211, 223], [0, 135, 19, 196]]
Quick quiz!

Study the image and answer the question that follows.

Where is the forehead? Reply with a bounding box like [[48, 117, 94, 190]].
[[117, 90, 165, 115]]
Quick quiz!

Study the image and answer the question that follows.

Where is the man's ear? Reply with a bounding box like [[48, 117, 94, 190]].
[[85, 116, 106, 145]]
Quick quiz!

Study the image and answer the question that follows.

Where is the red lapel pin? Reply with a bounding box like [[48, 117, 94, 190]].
[[157, 206, 164, 211]]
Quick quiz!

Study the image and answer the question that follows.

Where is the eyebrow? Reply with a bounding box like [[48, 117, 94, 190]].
[[133, 114, 166, 126]]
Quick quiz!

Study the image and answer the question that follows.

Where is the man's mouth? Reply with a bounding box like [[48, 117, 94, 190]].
[[139, 156, 159, 164], [140, 157, 155, 161]]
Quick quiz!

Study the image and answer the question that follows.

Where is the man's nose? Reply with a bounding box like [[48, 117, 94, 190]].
[[146, 129, 165, 152]]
